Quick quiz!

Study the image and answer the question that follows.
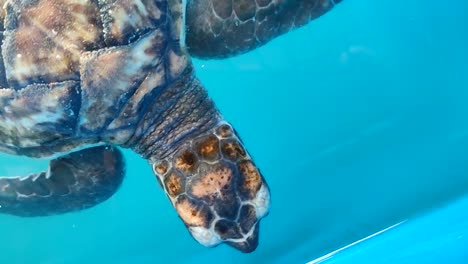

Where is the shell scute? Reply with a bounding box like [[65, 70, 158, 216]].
[[3, 0, 104, 89]]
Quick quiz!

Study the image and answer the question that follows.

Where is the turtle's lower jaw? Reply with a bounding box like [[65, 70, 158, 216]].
[[152, 121, 270, 252]]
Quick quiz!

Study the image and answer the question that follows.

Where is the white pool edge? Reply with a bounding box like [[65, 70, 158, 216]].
[[308, 221, 407, 264]]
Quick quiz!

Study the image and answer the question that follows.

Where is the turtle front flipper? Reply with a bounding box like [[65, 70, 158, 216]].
[[184, 0, 343, 58], [0, 145, 124, 217]]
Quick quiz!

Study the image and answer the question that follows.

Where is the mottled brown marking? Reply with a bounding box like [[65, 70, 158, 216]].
[[0, 81, 80, 148], [167, 48, 189, 78], [238, 160, 261, 199], [190, 164, 233, 200], [79, 29, 165, 131], [196, 135, 219, 161], [215, 124, 233, 138], [101, 0, 164, 45], [20, 0, 103, 47], [164, 170, 185, 197], [4, 0, 103, 87], [81, 49, 124, 84], [221, 139, 246, 160], [9, 24, 77, 86], [175, 195, 213, 227], [174, 149, 198, 173], [105, 63, 168, 142], [154, 160, 169, 175]]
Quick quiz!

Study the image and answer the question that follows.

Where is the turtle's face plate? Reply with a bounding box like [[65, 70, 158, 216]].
[[153, 122, 270, 252]]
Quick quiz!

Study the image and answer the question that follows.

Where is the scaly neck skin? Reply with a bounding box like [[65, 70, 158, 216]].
[[126, 65, 222, 161]]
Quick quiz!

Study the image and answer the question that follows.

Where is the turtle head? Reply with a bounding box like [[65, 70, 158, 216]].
[[152, 122, 270, 252], [122, 66, 270, 252]]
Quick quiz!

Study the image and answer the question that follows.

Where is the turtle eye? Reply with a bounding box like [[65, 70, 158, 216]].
[[151, 122, 270, 252]]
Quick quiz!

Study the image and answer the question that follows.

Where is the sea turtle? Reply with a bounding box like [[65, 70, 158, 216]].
[[0, 0, 342, 252]]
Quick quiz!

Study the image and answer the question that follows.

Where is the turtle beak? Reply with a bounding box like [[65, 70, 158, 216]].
[[227, 223, 260, 253]]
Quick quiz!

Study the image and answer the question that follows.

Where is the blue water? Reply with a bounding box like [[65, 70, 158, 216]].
[[319, 195, 468, 263], [0, 0, 467, 263]]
